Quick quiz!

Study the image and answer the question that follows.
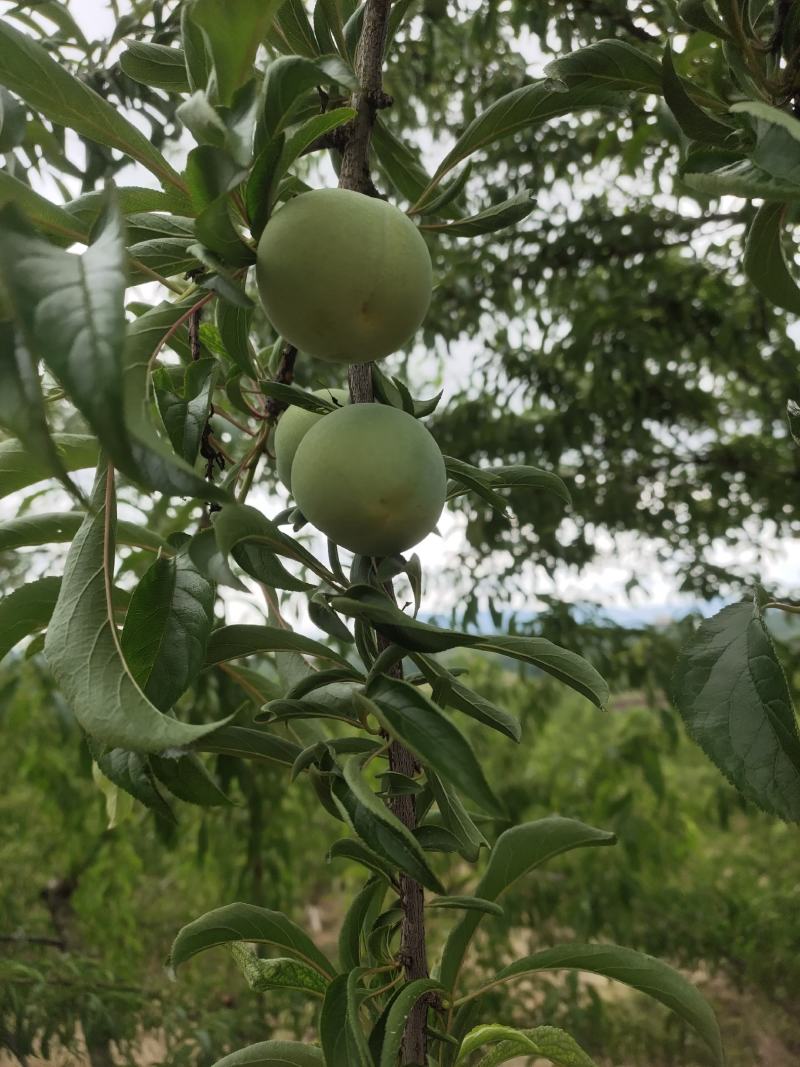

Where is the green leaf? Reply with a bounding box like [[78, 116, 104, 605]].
[[466, 945, 723, 1066], [0, 433, 97, 498], [190, 0, 290, 106], [217, 298, 255, 376], [155, 358, 217, 465], [731, 100, 800, 184], [43, 465, 228, 753], [367, 675, 504, 817], [217, 503, 328, 577], [681, 150, 800, 201], [129, 237, 199, 281], [213, 505, 315, 592], [338, 877, 387, 971], [120, 550, 215, 712], [120, 41, 191, 93], [327, 838, 397, 883], [372, 119, 433, 203], [194, 723, 302, 767], [544, 39, 662, 94], [261, 55, 354, 138], [0, 20, 185, 192], [378, 978, 443, 1067], [181, 3, 212, 93], [429, 896, 503, 917], [229, 943, 328, 995], [428, 771, 488, 863], [276, 104, 354, 180], [439, 817, 616, 991], [423, 75, 623, 193], [189, 526, 249, 592], [122, 296, 232, 503], [445, 457, 571, 508], [0, 577, 61, 662], [320, 974, 352, 1067], [473, 634, 609, 710], [0, 323, 82, 500], [662, 44, 736, 147], [413, 655, 521, 742], [169, 901, 335, 978], [271, 0, 321, 58], [0, 171, 85, 243], [345, 967, 377, 1066], [678, 0, 731, 38], [0, 511, 164, 554], [457, 1024, 596, 1067], [206, 623, 350, 668], [331, 758, 445, 893], [673, 600, 800, 821], [0, 196, 132, 465], [330, 585, 609, 709], [150, 751, 230, 807], [743, 201, 800, 314], [0, 87, 26, 152], [209, 1042, 323, 1067], [90, 744, 175, 824], [420, 193, 535, 237]]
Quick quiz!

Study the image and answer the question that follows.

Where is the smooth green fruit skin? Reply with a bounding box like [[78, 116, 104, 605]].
[[256, 188, 433, 364], [291, 404, 446, 557], [273, 388, 349, 488]]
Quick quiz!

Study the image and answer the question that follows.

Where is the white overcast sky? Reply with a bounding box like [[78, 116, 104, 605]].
[[3, 0, 798, 625]]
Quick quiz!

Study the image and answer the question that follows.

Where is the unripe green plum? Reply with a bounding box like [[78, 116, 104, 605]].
[[291, 404, 446, 556], [256, 188, 432, 364], [273, 388, 349, 489]]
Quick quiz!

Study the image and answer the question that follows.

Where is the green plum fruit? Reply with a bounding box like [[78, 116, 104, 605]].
[[291, 404, 446, 556], [256, 188, 432, 364], [273, 387, 349, 488]]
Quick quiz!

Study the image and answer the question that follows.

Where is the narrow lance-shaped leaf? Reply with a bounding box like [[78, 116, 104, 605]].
[[331, 757, 446, 893], [208, 1043, 324, 1067], [0, 433, 98, 499], [122, 294, 231, 502], [120, 549, 215, 712], [462, 944, 724, 1066], [191, 0, 291, 106], [379, 978, 444, 1067], [673, 600, 800, 821], [0, 20, 185, 192], [420, 193, 535, 237], [169, 901, 336, 978], [120, 41, 191, 93], [0, 511, 168, 554], [330, 585, 609, 710], [420, 78, 623, 199], [0, 196, 132, 465], [205, 623, 352, 668], [456, 1024, 597, 1067], [439, 817, 616, 991], [661, 44, 736, 147], [0, 321, 82, 499], [43, 464, 229, 753], [367, 675, 505, 817], [743, 201, 800, 314], [0, 577, 62, 662]]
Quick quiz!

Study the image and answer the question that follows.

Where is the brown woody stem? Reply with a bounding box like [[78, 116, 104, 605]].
[[338, 2, 430, 1062]]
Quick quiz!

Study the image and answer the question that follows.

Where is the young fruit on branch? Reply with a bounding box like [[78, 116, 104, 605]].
[[274, 387, 350, 488], [291, 404, 446, 556], [256, 188, 432, 364]]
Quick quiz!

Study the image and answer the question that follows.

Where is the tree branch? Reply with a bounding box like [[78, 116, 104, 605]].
[[338, 3, 430, 1062]]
